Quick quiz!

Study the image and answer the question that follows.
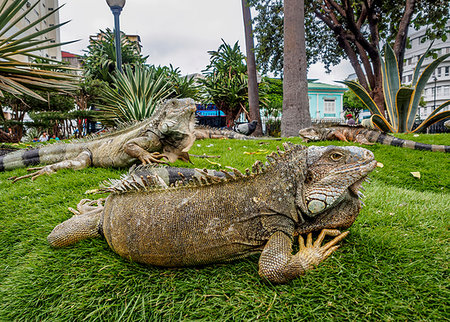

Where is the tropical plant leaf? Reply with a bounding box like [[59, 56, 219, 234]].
[[380, 43, 401, 131], [412, 100, 450, 133], [407, 53, 450, 130], [396, 88, 413, 133], [371, 114, 394, 132], [0, 0, 78, 100], [411, 43, 433, 86], [337, 81, 384, 117], [99, 65, 173, 123]]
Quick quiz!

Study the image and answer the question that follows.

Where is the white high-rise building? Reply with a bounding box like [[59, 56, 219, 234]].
[[402, 24, 450, 120], [6, 0, 61, 62]]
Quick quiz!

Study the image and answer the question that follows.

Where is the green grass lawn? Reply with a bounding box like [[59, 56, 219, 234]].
[[0, 134, 449, 320]]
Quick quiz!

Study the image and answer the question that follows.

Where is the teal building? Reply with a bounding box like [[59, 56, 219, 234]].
[[307, 80, 347, 120]]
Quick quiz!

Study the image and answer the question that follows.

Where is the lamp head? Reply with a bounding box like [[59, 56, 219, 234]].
[[106, 0, 126, 9]]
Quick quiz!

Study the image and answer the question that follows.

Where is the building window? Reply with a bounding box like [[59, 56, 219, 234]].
[[436, 86, 441, 96], [323, 99, 336, 114], [408, 75, 412, 82], [437, 67, 441, 77], [445, 66, 449, 76], [443, 86, 450, 96]]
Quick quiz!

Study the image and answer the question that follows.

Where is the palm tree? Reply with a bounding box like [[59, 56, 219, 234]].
[[241, 0, 262, 136], [83, 28, 148, 84], [281, 0, 311, 137], [0, 0, 77, 101]]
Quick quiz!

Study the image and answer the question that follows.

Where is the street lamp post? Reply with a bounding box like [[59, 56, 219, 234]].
[[433, 75, 437, 110], [106, 0, 126, 73]]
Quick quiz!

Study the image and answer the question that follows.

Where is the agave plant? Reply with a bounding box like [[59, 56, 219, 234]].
[[340, 43, 450, 133], [99, 64, 173, 123], [0, 0, 78, 101]]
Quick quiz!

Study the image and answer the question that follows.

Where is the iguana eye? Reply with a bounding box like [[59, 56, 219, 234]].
[[330, 152, 344, 161]]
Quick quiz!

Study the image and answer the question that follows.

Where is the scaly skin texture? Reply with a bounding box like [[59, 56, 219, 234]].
[[194, 125, 279, 141], [299, 124, 450, 152], [2, 98, 197, 182], [48, 143, 376, 284]]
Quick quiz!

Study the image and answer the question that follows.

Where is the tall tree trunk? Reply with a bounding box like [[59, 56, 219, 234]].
[[281, 0, 311, 137], [241, 0, 263, 136]]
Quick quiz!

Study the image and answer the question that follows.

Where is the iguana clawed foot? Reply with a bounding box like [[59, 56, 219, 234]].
[[138, 151, 169, 165], [296, 229, 349, 269], [68, 198, 105, 216], [9, 165, 56, 183]]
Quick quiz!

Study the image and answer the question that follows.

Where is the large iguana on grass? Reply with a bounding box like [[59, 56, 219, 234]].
[[299, 124, 450, 152], [1, 98, 197, 182], [48, 143, 376, 284]]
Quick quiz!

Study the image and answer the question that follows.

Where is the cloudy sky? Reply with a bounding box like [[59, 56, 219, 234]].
[[58, 0, 352, 84]]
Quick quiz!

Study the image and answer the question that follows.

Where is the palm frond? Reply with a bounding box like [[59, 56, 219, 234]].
[[0, 0, 78, 100]]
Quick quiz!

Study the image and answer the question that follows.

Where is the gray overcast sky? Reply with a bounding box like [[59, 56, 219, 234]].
[[59, 0, 352, 84]]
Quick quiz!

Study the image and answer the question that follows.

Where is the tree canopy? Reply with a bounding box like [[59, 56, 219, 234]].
[[250, 0, 449, 111]]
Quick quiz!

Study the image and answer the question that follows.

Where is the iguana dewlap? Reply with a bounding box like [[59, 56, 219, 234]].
[[48, 143, 376, 284]]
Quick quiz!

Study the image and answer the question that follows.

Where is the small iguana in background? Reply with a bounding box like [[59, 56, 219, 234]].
[[194, 125, 279, 140], [2, 98, 197, 182], [299, 124, 450, 152], [0, 144, 21, 156], [48, 143, 377, 284]]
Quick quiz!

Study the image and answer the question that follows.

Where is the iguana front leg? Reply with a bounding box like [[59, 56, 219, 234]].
[[48, 198, 104, 248], [258, 229, 349, 284], [9, 151, 92, 183], [124, 136, 168, 165], [333, 131, 349, 142]]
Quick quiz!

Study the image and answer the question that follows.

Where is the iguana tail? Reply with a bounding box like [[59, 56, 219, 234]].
[[132, 166, 226, 186], [0, 143, 85, 171], [368, 131, 450, 152], [194, 125, 279, 140]]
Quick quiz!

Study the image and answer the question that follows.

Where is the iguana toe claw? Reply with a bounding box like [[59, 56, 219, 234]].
[[297, 229, 349, 268]]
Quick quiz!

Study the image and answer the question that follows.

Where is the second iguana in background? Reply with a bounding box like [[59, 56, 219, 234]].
[[2, 98, 197, 182], [48, 143, 377, 284], [299, 124, 450, 152]]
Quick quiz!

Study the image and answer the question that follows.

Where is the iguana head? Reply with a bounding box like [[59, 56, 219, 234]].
[[295, 145, 376, 233], [158, 98, 197, 162], [298, 127, 331, 142]]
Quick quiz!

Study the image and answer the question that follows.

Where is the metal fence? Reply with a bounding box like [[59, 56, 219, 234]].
[[413, 119, 450, 133]]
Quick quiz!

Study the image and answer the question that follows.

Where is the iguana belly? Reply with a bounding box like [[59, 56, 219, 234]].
[[102, 183, 294, 267]]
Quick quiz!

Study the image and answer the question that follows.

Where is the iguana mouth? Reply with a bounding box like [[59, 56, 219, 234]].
[[348, 177, 366, 195], [348, 159, 377, 196]]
